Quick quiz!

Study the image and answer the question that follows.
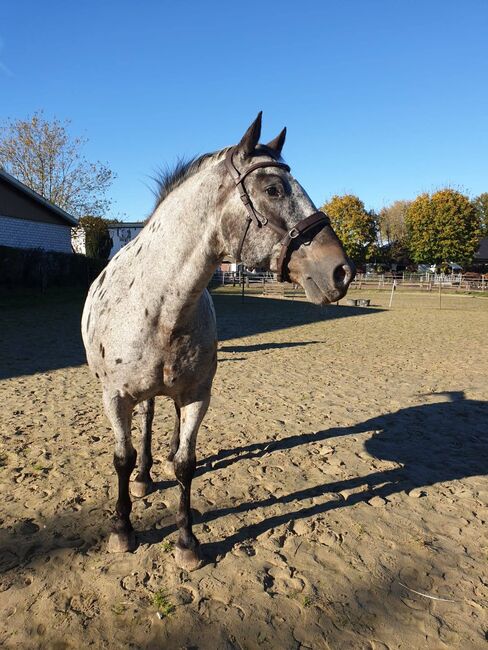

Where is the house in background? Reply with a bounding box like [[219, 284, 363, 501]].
[[0, 168, 77, 253], [71, 221, 144, 258], [108, 222, 144, 259], [473, 237, 488, 269]]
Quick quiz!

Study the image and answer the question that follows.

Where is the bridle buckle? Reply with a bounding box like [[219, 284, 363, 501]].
[[288, 227, 299, 239]]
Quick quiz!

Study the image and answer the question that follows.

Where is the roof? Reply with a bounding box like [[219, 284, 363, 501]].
[[474, 237, 488, 262], [0, 168, 78, 226], [108, 222, 144, 229]]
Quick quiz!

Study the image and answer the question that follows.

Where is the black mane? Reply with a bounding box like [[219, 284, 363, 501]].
[[152, 152, 216, 210], [151, 144, 281, 211]]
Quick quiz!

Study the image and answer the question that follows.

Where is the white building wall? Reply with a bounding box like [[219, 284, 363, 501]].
[[0, 215, 73, 253], [108, 225, 144, 259]]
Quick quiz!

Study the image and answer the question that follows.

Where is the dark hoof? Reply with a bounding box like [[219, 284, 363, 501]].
[[131, 480, 153, 498], [174, 544, 203, 571], [107, 530, 136, 553]]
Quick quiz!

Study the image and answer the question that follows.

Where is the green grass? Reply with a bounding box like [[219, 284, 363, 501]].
[[152, 589, 175, 618], [161, 540, 174, 553]]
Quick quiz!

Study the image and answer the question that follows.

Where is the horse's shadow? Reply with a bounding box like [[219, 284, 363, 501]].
[[3, 392, 485, 570], [140, 391, 487, 559]]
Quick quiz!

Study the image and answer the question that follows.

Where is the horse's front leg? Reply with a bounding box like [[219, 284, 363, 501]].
[[103, 391, 137, 553], [173, 392, 210, 571]]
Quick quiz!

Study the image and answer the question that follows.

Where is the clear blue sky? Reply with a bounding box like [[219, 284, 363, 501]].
[[1, 0, 487, 221]]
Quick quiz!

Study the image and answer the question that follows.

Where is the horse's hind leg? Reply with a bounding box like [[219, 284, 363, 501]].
[[103, 391, 137, 553], [163, 403, 180, 469], [131, 398, 155, 498], [173, 392, 210, 571]]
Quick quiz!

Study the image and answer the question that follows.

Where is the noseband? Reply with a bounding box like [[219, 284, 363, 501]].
[[224, 146, 331, 282]]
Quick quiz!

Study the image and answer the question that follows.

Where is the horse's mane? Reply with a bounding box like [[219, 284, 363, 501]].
[[152, 149, 227, 211], [151, 143, 280, 214]]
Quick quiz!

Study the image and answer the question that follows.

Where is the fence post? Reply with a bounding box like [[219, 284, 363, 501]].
[[388, 280, 396, 308]]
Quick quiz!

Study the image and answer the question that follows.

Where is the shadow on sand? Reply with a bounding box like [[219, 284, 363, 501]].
[[0, 290, 380, 379], [136, 391, 487, 559], [4, 391, 483, 571]]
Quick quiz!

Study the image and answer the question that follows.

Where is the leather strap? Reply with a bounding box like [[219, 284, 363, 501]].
[[224, 147, 330, 282], [275, 211, 330, 282]]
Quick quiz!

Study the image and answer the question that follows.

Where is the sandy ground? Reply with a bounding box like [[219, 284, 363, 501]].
[[0, 288, 487, 649]]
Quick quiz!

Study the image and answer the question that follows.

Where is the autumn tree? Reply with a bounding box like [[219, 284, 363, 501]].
[[406, 189, 482, 267], [473, 192, 488, 235], [378, 200, 411, 245], [376, 200, 413, 268], [0, 111, 115, 217], [75, 216, 112, 260], [321, 194, 377, 264]]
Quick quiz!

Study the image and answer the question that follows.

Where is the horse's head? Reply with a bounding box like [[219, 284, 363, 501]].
[[220, 113, 355, 305]]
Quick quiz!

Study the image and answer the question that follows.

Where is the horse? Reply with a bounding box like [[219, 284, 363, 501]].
[[81, 113, 355, 571]]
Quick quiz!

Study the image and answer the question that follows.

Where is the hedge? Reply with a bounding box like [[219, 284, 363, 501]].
[[0, 245, 107, 289]]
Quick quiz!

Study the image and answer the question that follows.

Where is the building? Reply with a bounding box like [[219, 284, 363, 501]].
[[0, 168, 77, 253], [108, 222, 144, 259], [473, 237, 488, 267], [72, 221, 144, 258]]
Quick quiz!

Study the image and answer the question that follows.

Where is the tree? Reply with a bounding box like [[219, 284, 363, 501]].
[[321, 194, 377, 264], [75, 216, 112, 260], [0, 111, 115, 217], [377, 200, 413, 269], [406, 189, 482, 268], [378, 200, 411, 246], [473, 192, 488, 235]]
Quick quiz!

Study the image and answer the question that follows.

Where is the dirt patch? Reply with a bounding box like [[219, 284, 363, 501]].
[[0, 289, 487, 649]]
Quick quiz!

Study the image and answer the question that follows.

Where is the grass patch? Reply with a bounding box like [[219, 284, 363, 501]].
[[152, 589, 175, 618], [161, 540, 174, 553], [303, 595, 314, 608]]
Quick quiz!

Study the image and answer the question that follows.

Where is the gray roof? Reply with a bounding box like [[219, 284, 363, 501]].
[[0, 168, 78, 226], [108, 222, 144, 229]]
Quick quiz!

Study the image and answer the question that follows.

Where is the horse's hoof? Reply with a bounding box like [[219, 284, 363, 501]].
[[163, 460, 174, 476], [131, 480, 153, 498], [174, 544, 203, 571], [107, 530, 136, 553]]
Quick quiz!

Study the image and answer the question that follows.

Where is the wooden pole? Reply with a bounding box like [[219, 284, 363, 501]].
[[241, 273, 245, 303]]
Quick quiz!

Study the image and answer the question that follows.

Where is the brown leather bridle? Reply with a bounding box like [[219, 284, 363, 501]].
[[224, 146, 331, 282]]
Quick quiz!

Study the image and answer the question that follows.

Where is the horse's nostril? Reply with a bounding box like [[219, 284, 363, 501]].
[[333, 263, 353, 287]]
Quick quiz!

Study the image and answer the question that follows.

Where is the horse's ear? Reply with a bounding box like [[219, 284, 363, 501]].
[[237, 112, 262, 155], [266, 127, 287, 156]]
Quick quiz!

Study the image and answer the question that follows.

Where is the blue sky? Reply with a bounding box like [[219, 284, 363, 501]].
[[1, 0, 487, 221]]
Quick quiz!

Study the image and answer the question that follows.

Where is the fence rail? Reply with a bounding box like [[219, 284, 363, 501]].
[[213, 270, 488, 293]]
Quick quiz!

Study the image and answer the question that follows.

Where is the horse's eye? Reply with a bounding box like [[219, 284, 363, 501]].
[[265, 186, 280, 198]]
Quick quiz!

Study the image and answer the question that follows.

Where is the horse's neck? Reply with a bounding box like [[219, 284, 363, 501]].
[[138, 173, 223, 326]]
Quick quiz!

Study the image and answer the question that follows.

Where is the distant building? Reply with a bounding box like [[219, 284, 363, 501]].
[[71, 221, 145, 258], [473, 237, 488, 266], [0, 168, 77, 253], [108, 222, 144, 259]]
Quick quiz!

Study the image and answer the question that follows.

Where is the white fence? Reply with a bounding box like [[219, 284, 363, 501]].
[[213, 270, 488, 293]]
